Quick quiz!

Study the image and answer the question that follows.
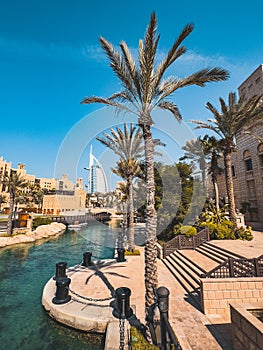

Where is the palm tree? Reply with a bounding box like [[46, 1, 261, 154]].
[[191, 92, 263, 224], [81, 12, 229, 310], [201, 135, 223, 212], [180, 137, 207, 188], [97, 123, 144, 250], [0, 194, 6, 212], [2, 171, 28, 234], [112, 158, 141, 251]]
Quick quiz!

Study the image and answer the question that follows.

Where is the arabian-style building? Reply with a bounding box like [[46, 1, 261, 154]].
[[0, 158, 86, 214], [217, 64, 263, 227]]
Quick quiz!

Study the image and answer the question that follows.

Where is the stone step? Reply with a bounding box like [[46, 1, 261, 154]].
[[162, 257, 200, 294], [169, 251, 205, 278], [203, 241, 245, 259], [176, 250, 208, 275], [195, 245, 226, 264]]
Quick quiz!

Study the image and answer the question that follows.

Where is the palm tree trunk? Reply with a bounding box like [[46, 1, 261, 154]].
[[224, 152, 236, 225], [211, 153, 220, 213], [141, 123, 158, 310], [127, 175, 135, 251], [7, 192, 14, 235], [213, 180, 220, 213]]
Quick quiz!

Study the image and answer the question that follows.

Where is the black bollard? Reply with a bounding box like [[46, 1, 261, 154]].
[[113, 287, 133, 319], [52, 277, 71, 304], [157, 286, 170, 349], [53, 261, 67, 280], [116, 248, 126, 262], [82, 251, 92, 267]]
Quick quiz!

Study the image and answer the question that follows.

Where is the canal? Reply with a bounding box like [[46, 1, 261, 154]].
[[0, 221, 120, 350]]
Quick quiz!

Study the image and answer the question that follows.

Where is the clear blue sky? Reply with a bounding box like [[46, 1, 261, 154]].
[[1, 0, 263, 182]]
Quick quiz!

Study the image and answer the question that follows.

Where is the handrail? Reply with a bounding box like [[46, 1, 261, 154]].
[[163, 227, 209, 258], [205, 254, 263, 278], [163, 314, 182, 349]]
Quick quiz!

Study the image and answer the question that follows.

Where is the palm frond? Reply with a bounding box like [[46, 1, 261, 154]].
[[153, 23, 194, 87], [81, 96, 131, 112], [99, 37, 139, 102], [157, 101, 182, 121], [120, 41, 142, 102], [155, 67, 229, 103], [139, 12, 159, 104]]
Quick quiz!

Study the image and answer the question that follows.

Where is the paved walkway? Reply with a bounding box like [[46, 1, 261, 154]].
[[210, 230, 263, 258], [42, 230, 263, 349]]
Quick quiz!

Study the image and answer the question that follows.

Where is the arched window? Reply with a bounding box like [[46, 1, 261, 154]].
[[243, 150, 253, 171]]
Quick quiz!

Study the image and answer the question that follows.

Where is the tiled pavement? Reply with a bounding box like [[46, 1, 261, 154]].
[[43, 230, 263, 349]]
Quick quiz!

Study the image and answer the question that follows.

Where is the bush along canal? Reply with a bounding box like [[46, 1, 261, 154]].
[[0, 222, 118, 350]]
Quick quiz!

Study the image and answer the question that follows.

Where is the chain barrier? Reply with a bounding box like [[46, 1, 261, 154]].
[[69, 288, 114, 303], [119, 318, 125, 350]]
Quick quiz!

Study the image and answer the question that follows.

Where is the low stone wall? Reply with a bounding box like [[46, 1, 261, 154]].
[[0, 222, 66, 248], [230, 302, 263, 350], [200, 277, 263, 322]]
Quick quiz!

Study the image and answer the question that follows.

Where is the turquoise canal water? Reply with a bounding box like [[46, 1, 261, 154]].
[[0, 222, 119, 350]]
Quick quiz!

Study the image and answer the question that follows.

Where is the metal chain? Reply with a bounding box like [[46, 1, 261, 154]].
[[69, 288, 114, 302], [119, 318, 125, 350]]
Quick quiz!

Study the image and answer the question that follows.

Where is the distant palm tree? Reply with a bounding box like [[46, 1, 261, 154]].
[[97, 124, 144, 251], [191, 92, 263, 224], [201, 135, 223, 212], [112, 159, 141, 251], [2, 171, 28, 234], [180, 137, 207, 188], [0, 194, 7, 212], [81, 12, 229, 309]]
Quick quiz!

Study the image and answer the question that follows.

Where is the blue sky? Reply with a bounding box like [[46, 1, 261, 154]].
[[1, 0, 263, 184]]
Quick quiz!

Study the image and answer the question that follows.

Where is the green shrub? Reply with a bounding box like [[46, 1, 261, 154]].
[[234, 226, 253, 240], [125, 249, 140, 256], [130, 327, 159, 350], [32, 217, 52, 230], [173, 224, 197, 236], [180, 225, 197, 237], [198, 220, 253, 241]]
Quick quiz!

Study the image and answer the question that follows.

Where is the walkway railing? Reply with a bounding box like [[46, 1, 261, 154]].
[[163, 228, 209, 258], [147, 285, 182, 350], [204, 254, 263, 278]]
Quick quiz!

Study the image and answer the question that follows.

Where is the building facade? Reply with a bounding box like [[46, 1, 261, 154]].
[[217, 65, 263, 226], [0, 157, 86, 214]]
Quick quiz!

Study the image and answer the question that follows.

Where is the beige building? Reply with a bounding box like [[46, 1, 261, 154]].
[[217, 65, 263, 226], [42, 177, 86, 215], [0, 157, 86, 214]]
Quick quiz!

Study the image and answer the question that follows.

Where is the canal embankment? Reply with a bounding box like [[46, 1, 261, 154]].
[[0, 222, 66, 248]]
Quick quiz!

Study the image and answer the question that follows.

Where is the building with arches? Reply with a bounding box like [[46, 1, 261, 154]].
[[216, 65, 263, 226]]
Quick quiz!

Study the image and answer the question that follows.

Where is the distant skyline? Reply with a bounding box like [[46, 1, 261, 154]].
[[1, 0, 263, 181]]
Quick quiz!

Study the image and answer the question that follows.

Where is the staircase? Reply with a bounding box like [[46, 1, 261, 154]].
[[162, 241, 245, 305]]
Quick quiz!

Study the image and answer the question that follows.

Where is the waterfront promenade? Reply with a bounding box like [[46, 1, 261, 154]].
[[42, 230, 263, 349]]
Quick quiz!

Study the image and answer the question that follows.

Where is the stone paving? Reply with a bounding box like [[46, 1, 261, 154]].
[[210, 230, 263, 258], [42, 230, 263, 349]]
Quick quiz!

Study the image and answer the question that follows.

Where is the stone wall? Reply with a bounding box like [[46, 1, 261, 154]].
[[230, 302, 263, 350], [200, 277, 263, 322]]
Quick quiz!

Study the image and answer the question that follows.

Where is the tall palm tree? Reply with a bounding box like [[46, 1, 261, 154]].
[[201, 135, 223, 212], [97, 124, 144, 251], [191, 92, 263, 224], [180, 137, 207, 188], [81, 12, 229, 309], [2, 171, 28, 234]]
